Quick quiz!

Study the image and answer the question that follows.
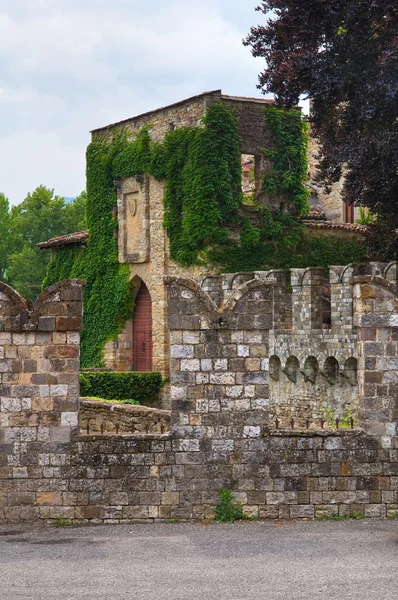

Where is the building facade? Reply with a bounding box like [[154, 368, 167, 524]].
[[38, 90, 364, 386]]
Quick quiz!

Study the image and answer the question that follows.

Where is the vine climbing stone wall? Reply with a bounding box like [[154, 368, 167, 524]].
[[100, 90, 280, 380]]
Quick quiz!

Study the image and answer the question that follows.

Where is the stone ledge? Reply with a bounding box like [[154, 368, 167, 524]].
[[80, 398, 171, 416], [80, 398, 171, 435], [266, 428, 365, 438], [78, 432, 172, 441]]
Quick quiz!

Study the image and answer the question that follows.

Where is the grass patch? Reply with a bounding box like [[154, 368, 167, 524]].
[[51, 517, 73, 528]]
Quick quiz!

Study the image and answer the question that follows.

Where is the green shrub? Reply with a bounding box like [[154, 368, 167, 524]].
[[79, 371, 162, 404]]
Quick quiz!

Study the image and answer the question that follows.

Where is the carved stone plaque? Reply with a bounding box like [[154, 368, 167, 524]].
[[117, 177, 150, 263]]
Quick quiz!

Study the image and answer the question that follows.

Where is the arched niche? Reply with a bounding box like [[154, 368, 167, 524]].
[[343, 357, 358, 386], [269, 356, 281, 381], [284, 356, 300, 383], [323, 357, 339, 385], [302, 356, 319, 383]]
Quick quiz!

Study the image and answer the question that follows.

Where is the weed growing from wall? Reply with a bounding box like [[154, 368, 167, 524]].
[[215, 488, 244, 523]]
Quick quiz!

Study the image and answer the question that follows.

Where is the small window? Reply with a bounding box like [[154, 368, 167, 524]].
[[303, 356, 319, 383], [284, 356, 300, 383], [269, 356, 281, 381], [344, 357, 358, 386], [323, 357, 339, 384]]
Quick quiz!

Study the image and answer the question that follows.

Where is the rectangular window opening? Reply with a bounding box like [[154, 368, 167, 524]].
[[241, 154, 256, 199]]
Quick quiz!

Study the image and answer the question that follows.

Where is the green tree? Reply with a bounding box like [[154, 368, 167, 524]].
[[64, 191, 87, 233], [6, 246, 47, 300], [245, 0, 398, 257], [0, 193, 12, 280], [6, 186, 86, 299]]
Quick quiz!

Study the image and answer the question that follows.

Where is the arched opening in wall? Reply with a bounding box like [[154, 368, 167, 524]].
[[269, 356, 281, 381], [132, 282, 153, 371], [302, 356, 319, 383], [323, 357, 339, 385], [284, 356, 300, 383], [344, 358, 358, 386]]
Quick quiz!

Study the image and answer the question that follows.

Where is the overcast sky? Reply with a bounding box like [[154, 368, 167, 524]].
[[0, 1, 271, 204]]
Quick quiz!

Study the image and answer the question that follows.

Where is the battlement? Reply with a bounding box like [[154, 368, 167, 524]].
[[166, 262, 398, 436], [0, 279, 85, 333], [0, 270, 397, 525], [183, 262, 398, 333]]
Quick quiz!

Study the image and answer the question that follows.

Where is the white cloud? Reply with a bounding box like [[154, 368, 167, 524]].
[[0, 1, 267, 204]]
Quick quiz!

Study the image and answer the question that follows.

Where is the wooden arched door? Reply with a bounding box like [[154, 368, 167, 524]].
[[132, 283, 153, 371]]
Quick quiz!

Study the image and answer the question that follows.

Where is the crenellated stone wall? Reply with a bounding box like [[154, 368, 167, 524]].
[[269, 266, 358, 426], [1, 267, 398, 524]]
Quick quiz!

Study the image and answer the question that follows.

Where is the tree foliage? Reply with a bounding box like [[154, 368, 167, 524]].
[[245, 1, 398, 253], [0, 193, 11, 280], [0, 186, 86, 299]]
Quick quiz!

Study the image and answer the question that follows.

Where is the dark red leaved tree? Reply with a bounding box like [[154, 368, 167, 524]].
[[245, 1, 398, 258]]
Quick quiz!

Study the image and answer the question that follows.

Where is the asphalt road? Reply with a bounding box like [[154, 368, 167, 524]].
[[0, 520, 397, 599]]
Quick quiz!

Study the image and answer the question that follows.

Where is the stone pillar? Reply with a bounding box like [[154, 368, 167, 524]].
[[291, 267, 324, 330], [166, 276, 272, 438], [266, 270, 291, 330], [353, 274, 398, 443], [330, 265, 354, 330], [0, 279, 84, 522]]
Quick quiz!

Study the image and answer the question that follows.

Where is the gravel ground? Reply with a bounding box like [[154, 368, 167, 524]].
[[0, 519, 397, 599]]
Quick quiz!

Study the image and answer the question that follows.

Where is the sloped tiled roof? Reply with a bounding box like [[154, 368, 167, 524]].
[[37, 230, 89, 249], [302, 220, 367, 234], [37, 219, 366, 252]]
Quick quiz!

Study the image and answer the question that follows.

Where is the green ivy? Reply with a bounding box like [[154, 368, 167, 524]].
[[208, 213, 366, 273], [262, 105, 310, 215], [44, 102, 365, 366], [42, 245, 82, 290], [172, 103, 242, 265]]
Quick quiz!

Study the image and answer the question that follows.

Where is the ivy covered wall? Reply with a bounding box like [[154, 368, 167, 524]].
[[44, 101, 365, 367]]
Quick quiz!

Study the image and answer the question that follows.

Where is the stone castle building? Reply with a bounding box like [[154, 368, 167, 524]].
[[38, 90, 364, 381]]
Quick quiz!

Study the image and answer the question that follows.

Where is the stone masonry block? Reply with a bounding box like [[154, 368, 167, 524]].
[[180, 359, 200, 372], [171, 345, 194, 359], [55, 317, 82, 332], [37, 317, 56, 331]]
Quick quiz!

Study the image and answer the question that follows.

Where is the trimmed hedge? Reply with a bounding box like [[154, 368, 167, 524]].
[[79, 371, 163, 405]]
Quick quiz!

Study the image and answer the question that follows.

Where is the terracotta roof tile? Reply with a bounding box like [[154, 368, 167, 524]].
[[302, 220, 367, 234], [37, 230, 89, 249], [305, 206, 327, 221]]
